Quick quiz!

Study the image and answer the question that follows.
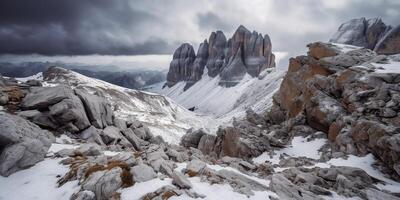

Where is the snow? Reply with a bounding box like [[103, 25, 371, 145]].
[[330, 42, 362, 53], [170, 177, 277, 200], [151, 68, 285, 134], [120, 178, 173, 200], [253, 135, 327, 165], [0, 158, 80, 200], [48, 143, 77, 154], [13, 72, 43, 82], [315, 154, 400, 193], [372, 60, 400, 74]]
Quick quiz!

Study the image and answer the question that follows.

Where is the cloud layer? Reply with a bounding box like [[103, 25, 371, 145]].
[[0, 0, 399, 56]]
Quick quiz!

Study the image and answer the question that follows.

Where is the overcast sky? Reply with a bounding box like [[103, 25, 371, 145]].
[[0, 0, 399, 59]]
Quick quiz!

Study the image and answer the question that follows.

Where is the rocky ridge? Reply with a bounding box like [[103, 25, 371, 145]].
[[330, 17, 400, 54], [166, 25, 276, 89], [181, 42, 400, 199]]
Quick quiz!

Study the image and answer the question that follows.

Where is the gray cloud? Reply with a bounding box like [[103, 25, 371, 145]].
[[0, 0, 398, 57]]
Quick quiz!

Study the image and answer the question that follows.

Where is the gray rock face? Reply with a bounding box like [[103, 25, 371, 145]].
[[185, 40, 209, 90], [207, 31, 227, 77], [166, 25, 275, 89], [375, 25, 400, 55], [21, 85, 75, 110], [166, 43, 196, 88], [21, 86, 91, 133], [75, 89, 113, 129], [0, 113, 55, 177], [130, 164, 157, 182], [330, 17, 390, 50]]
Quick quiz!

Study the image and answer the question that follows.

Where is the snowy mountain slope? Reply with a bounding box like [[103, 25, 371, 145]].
[[150, 52, 288, 120], [24, 67, 214, 144]]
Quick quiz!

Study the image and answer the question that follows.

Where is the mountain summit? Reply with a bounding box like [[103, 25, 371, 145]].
[[166, 25, 276, 89]]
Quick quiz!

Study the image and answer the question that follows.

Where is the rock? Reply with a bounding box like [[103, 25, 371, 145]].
[[180, 128, 206, 148], [121, 128, 143, 150], [76, 144, 102, 156], [197, 134, 216, 155], [308, 42, 340, 59], [50, 96, 91, 132], [375, 25, 400, 55], [55, 148, 75, 157], [185, 159, 206, 176], [78, 126, 104, 146], [270, 174, 323, 200], [70, 190, 96, 200], [75, 89, 113, 129], [82, 167, 123, 200], [21, 85, 75, 110], [0, 113, 55, 176], [129, 121, 153, 141], [130, 164, 157, 182], [172, 171, 192, 189], [25, 79, 42, 87], [216, 169, 267, 196], [140, 185, 181, 200], [112, 117, 127, 130], [101, 126, 132, 148]]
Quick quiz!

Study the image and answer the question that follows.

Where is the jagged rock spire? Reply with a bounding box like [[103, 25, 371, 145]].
[[166, 25, 276, 90]]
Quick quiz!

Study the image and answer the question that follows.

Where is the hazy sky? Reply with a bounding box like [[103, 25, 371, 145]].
[[0, 0, 399, 58]]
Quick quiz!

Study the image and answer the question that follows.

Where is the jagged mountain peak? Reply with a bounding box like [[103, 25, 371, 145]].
[[166, 26, 275, 90], [330, 17, 399, 54]]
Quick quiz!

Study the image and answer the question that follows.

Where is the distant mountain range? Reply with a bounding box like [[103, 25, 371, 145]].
[[0, 61, 165, 89]]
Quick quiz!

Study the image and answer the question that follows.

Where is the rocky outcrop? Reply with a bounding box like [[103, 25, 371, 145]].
[[166, 25, 275, 89], [330, 17, 400, 55], [0, 113, 55, 176], [375, 25, 400, 55]]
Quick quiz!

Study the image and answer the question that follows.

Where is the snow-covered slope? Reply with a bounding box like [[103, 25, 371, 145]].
[[150, 52, 287, 120], [26, 68, 214, 144]]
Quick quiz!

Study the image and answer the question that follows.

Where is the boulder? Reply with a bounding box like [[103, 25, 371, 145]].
[[21, 85, 74, 110], [70, 190, 95, 200], [78, 126, 104, 146], [130, 164, 157, 182], [75, 89, 113, 129], [0, 113, 55, 176], [270, 174, 323, 200], [180, 128, 206, 148], [82, 167, 123, 200], [185, 159, 206, 176], [172, 171, 192, 189]]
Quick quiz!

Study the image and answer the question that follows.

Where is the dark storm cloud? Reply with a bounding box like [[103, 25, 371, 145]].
[[0, 0, 399, 56], [0, 0, 174, 55]]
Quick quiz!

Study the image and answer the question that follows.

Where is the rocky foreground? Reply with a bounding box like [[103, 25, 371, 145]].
[[1, 42, 400, 200]]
